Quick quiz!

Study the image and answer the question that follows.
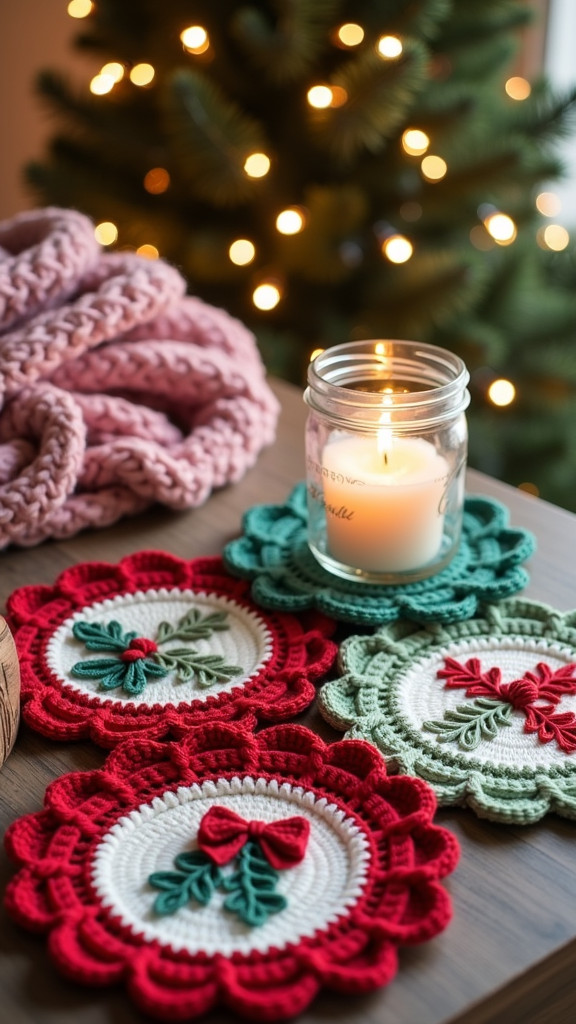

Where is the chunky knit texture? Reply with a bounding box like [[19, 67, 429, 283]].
[[0, 207, 279, 547], [7, 550, 337, 748], [224, 483, 536, 626], [4, 722, 459, 1021], [319, 598, 576, 824]]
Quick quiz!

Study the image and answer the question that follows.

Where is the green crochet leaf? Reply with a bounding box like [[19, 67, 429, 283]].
[[222, 839, 287, 927], [71, 654, 167, 695], [424, 698, 512, 749], [72, 619, 137, 652], [149, 850, 223, 915], [156, 608, 230, 644], [155, 648, 242, 686]]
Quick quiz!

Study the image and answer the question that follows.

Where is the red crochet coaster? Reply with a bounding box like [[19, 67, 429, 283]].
[[7, 551, 337, 748], [4, 722, 459, 1021]]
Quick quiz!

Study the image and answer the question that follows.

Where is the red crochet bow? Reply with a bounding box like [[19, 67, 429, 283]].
[[197, 805, 310, 870]]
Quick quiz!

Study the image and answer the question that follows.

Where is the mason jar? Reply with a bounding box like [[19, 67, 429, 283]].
[[304, 339, 470, 584]]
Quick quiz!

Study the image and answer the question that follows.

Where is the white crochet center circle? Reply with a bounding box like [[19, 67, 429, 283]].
[[47, 589, 272, 706], [397, 635, 576, 768], [92, 776, 371, 956]]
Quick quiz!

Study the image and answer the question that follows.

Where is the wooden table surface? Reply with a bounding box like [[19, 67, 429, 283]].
[[1, 377, 576, 1024]]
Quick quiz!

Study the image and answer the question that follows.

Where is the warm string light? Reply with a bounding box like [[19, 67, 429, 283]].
[[484, 212, 517, 245], [505, 76, 531, 101], [94, 222, 118, 246], [243, 152, 270, 178], [180, 26, 210, 54], [377, 35, 403, 59], [307, 85, 333, 109], [309, 347, 325, 361], [90, 73, 115, 96], [488, 379, 516, 406], [67, 0, 93, 17], [275, 208, 305, 235], [537, 224, 570, 251], [252, 283, 281, 310], [381, 235, 413, 263], [402, 129, 430, 156], [421, 155, 447, 181], [335, 24, 364, 48], [101, 62, 124, 83], [90, 62, 125, 96], [143, 167, 170, 194], [229, 239, 256, 265], [536, 192, 561, 217], [136, 244, 159, 259], [130, 63, 155, 86]]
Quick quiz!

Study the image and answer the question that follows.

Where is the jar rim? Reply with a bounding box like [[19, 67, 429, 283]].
[[305, 339, 470, 428]]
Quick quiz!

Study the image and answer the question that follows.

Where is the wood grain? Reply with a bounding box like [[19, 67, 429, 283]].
[[1, 377, 576, 1024], [0, 615, 19, 767]]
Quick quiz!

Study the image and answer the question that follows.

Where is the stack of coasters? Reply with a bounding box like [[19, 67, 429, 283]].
[[224, 483, 536, 626], [7, 551, 337, 747], [4, 722, 459, 1021], [319, 599, 576, 824]]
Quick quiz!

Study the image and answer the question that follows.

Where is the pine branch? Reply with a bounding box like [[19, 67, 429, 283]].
[[162, 68, 266, 206], [313, 42, 429, 162], [231, 0, 342, 83]]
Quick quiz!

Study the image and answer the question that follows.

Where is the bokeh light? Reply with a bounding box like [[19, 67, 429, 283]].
[[229, 239, 256, 265], [488, 379, 516, 406], [253, 283, 281, 310], [276, 209, 305, 234], [130, 64, 155, 86], [180, 26, 210, 54], [143, 167, 171, 194], [382, 235, 413, 263], [94, 222, 118, 246], [421, 155, 447, 181], [244, 152, 271, 178]]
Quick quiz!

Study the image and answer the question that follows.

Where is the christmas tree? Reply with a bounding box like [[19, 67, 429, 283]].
[[27, 0, 576, 508]]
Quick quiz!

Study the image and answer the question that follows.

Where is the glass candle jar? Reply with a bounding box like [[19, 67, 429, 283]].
[[304, 339, 470, 584]]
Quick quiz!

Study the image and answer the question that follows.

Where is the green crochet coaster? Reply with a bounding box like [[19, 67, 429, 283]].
[[223, 483, 535, 626], [319, 599, 576, 824]]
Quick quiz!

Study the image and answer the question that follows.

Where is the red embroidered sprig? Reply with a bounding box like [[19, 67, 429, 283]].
[[433, 657, 576, 753]]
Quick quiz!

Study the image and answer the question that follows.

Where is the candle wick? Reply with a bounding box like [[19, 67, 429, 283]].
[[384, 452, 388, 466]]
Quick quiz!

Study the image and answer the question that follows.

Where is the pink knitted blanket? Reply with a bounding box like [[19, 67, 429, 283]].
[[0, 208, 279, 548]]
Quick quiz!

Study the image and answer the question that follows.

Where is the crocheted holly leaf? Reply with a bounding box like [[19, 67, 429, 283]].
[[154, 648, 242, 686], [222, 840, 287, 926], [72, 619, 137, 651], [71, 653, 167, 695], [224, 483, 536, 626], [149, 851, 223, 914], [156, 609, 230, 644], [319, 599, 576, 823]]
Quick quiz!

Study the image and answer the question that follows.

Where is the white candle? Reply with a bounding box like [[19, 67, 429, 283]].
[[321, 433, 449, 573]]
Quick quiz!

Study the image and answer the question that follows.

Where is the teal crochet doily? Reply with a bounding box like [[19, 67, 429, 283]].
[[319, 599, 576, 824], [223, 483, 535, 626]]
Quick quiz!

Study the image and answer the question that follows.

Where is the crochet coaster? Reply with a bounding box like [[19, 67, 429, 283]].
[[7, 551, 337, 748], [319, 599, 576, 824], [224, 483, 536, 626], [4, 722, 459, 1021]]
